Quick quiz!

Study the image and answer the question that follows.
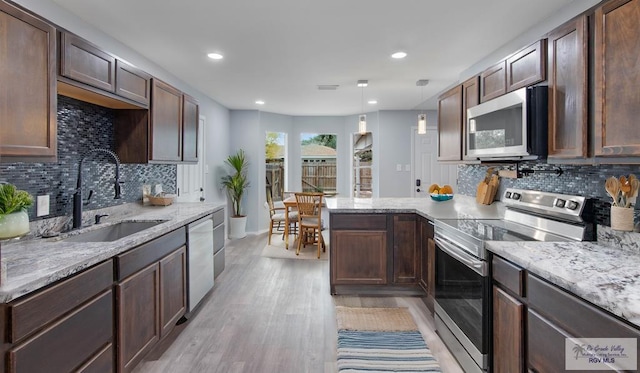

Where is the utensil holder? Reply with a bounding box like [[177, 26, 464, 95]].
[[610, 206, 634, 231]]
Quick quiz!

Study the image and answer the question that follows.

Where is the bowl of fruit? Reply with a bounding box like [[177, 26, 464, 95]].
[[428, 184, 454, 201]]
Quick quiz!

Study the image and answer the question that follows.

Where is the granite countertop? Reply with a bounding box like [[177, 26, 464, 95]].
[[0, 202, 224, 303], [326, 194, 506, 220], [486, 229, 640, 328]]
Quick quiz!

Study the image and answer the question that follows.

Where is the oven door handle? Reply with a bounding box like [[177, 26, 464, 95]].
[[435, 236, 488, 276]]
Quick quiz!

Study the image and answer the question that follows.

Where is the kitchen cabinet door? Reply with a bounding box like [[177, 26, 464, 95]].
[[116, 60, 151, 106], [182, 94, 199, 162], [548, 16, 588, 160], [480, 61, 506, 102], [418, 218, 435, 313], [493, 286, 524, 373], [527, 309, 572, 373], [393, 215, 417, 284], [506, 39, 546, 92], [330, 230, 387, 286], [462, 76, 480, 160], [0, 2, 57, 161], [117, 263, 160, 373], [437, 85, 463, 161], [159, 246, 187, 338], [150, 79, 183, 162], [594, 0, 640, 157], [60, 32, 116, 93]]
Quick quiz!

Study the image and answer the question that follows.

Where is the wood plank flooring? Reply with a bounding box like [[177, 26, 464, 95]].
[[133, 233, 463, 373]]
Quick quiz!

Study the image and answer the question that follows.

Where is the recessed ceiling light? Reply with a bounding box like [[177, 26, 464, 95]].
[[207, 53, 224, 60], [368, 100, 378, 105], [255, 100, 265, 105], [391, 51, 407, 59]]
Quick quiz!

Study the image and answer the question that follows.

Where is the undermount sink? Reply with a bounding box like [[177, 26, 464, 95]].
[[62, 221, 165, 242]]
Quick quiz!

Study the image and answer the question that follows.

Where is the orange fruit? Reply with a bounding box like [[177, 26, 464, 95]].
[[440, 185, 453, 194], [428, 184, 440, 193]]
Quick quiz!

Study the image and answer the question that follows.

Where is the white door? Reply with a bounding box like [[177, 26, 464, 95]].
[[177, 115, 206, 202], [412, 127, 457, 197]]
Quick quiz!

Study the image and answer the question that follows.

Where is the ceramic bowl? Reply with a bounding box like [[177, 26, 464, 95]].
[[430, 193, 454, 202]]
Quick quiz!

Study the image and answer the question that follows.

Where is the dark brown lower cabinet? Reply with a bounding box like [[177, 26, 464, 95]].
[[418, 218, 435, 313], [393, 215, 417, 284], [492, 286, 523, 373], [117, 262, 160, 373], [117, 245, 187, 373], [330, 230, 387, 287], [527, 309, 572, 373]]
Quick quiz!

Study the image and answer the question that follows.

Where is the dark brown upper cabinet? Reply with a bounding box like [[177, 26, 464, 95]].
[[594, 0, 640, 157], [58, 31, 150, 109], [480, 61, 507, 102], [506, 39, 547, 92], [0, 2, 57, 162], [547, 15, 588, 160], [437, 85, 463, 161], [182, 94, 199, 162], [480, 39, 546, 103], [150, 79, 183, 162], [115, 79, 198, 164], [462, 76, 480, 160]]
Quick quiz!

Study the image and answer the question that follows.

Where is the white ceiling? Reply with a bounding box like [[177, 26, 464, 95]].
[[52, 0, 573, 116]]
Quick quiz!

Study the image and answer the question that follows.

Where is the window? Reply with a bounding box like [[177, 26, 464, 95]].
[[266, 132, 286, 201], [300, 133, 337, 193]]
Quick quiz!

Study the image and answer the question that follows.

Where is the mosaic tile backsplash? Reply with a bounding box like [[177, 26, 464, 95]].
[[457, 162, 640, 227], [0, 95, 176, 221]]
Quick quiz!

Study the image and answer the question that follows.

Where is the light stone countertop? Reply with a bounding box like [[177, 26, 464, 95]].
[[325, 194, 506, 220], [486, 238, 640, 328], [0, 202, 224, 303]]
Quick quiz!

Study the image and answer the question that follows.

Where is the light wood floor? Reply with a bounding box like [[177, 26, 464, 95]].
[[133, 233, 464, 373]]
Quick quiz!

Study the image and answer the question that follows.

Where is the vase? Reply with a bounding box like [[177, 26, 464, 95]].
[[610, 206, 634, 232], [229, 216, 247, 239], [0, 211, 30, 239]]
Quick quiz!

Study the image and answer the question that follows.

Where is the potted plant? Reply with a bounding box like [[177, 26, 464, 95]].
[[0, 183, 33, 239], [221, 149, 250, 239]]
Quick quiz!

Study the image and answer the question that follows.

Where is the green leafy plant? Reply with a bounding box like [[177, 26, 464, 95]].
[[220, 149, 250, 217], [0, 183, 33, 216]]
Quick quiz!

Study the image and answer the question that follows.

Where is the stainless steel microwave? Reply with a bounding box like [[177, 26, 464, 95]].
[[465, 86, 548, 161]]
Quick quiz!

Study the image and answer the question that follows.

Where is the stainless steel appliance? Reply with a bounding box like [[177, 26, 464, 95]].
[[434, 188, 594, 373], [187, 215, 215, 315], [466, 86, 548, 161]]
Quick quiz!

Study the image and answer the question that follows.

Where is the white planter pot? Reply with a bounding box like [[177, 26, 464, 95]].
[[0, 211, 30, 239], [229, 216, 247, 239]]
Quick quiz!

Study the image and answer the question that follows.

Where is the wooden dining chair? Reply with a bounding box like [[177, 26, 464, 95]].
[[294, 192, 325, 258], [267, 188, 297, 245]]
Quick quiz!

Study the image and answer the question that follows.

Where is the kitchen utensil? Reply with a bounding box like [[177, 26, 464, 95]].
[[628, 177, 639, 207], [605, 176, 621, 206]]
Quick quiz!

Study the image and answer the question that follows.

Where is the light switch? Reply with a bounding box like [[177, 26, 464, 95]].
[[405, 164, 411, 171], [37, 195, 50, 217], [396, 164, 402, 171]]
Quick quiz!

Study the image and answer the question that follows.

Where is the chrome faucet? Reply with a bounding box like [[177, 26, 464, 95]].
[[73, 148, 122, 229]]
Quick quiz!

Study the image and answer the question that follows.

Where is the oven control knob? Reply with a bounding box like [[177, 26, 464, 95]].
[[505, 192, 512, 199], [555, 199, 566, 208], [567, 201, 579, 210], [512, 192, 521, 200]]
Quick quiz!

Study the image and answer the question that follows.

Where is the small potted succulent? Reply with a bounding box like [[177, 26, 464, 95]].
[[0, 183, 33, 239]]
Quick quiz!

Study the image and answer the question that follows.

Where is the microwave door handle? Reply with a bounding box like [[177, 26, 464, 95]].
[[435, 237, 487, 276]]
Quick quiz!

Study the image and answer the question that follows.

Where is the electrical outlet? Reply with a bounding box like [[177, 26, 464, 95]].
[[405, 164, 411, 172], [396, 164, 402, 172], [37, 195, 50, 217]]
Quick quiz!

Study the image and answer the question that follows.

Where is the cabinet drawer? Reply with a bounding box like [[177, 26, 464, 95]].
[[212, 208, 225, 227], [77, 343, 114, 373], [492, 256, 524, 297], [8, 260, 113, 343], [527, 308, 572, 373], [331, 214, 387, 230], [8, 289, 114, 373], [528, 274, 640, 341], [116, 227, 186, 280]]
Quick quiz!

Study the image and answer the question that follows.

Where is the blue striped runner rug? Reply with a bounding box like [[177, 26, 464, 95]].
[[336, 308, 441, 372]]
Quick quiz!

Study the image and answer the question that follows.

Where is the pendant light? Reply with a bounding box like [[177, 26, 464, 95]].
[[357, 80, 368, 134], [416, 79, 429, 134]]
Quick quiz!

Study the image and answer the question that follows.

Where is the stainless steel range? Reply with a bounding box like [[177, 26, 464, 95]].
[[433, 188, 595, 373]]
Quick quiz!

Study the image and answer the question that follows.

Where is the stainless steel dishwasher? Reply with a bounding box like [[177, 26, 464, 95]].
[[187, 215, 214, 315]]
